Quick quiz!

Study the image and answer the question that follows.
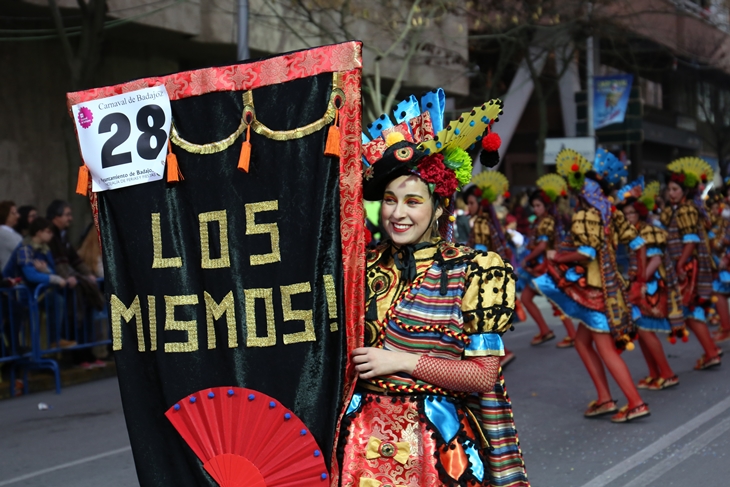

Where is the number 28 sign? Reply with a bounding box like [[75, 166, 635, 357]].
[[72, 86, 172, 192]]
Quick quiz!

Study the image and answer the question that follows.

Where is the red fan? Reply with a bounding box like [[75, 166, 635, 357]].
[[165, 387, 329, 487]]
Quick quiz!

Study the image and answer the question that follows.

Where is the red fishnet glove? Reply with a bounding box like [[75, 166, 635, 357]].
[[411, 355, 500, 393]]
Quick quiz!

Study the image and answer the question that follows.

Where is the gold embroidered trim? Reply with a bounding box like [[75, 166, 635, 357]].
[[170, 72, 344, 153]]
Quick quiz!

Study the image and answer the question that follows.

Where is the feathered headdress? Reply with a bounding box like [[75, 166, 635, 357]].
[[535, 173, 568, 203], [556, 148, 592, 191], [472, 170, 509, 204], [667, 157, 713, 189], [616, 177, 658, 218], [593, 148, 628, 187], [361, 90, 503, 201]]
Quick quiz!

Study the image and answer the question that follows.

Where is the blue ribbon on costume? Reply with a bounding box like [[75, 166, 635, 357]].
[[629, 236, 646, 251], [423, 397, 460, 444], [577, 246, 597, 260], [345, 392, 363, 416], [565, 267, 583, 282], [647, 247, 663, 257], [682, 234, 701, 243], [721, 270, 730, 284], [465, 333, 504, 355], [464, 443, 485, 482], [646, 280, 658, 295]]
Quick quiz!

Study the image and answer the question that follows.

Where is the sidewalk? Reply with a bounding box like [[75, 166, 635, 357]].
[[0, 360, 117, 400]]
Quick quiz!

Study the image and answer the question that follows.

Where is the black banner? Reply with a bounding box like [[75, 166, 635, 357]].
[[85, 57, 356, 486]]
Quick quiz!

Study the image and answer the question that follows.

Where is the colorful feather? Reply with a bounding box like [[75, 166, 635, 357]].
[[472, 170, 509, 203], [535, 174, 568, 202], [556, 148, 592, 191]]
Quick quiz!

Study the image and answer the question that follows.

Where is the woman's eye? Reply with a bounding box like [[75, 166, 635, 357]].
[[406, 199, 421, 206], [383, 197, 396, 204]]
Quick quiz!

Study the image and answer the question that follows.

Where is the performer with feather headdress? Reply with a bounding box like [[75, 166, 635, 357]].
[[343, 92, 529, 487], [705, 189, 730, 343]]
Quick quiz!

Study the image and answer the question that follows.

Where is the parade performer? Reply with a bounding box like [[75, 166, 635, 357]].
[[342, 95, 529, 487], [470, 170, 521, 366], [518, 174, 577, 347], [534, 148, 650, 423], [705, 189, 730, 342], [616, 179, 681, 390], [661, 158, 722, 369]]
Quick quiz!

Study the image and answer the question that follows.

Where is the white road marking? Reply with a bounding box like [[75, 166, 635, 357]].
[[620, 415, 730, 487], [0, 446, 132, 486], [579, 394, 730, 487]]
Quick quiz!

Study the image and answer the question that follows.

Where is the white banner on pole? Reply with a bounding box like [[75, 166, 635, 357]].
[[544, 137, 595, 165]]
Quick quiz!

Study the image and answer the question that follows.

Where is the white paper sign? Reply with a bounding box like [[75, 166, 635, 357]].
[[72, 86, 172, 191]]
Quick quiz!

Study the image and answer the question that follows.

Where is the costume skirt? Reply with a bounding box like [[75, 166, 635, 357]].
[[339, 392, 490, 487], [532, 273, 610, 333]]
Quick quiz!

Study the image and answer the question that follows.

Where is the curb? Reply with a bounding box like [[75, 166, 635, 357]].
[[0, 361, 117, 400]]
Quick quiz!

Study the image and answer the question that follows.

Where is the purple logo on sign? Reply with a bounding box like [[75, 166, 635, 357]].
[[78, 107, 93, 129]]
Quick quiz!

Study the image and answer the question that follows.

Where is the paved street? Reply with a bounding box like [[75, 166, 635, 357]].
[[1, 297, 730, 486]]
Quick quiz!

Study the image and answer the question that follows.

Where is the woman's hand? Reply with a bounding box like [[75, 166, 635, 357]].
[[352, 347, 420, 379]]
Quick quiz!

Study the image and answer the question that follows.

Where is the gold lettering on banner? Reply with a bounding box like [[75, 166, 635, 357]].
[[151, 213, 182, 268], [323, 274, 339, 332], [111, 295, 144, 351], [164, 295, 199, 353], [148, 295, 157, 351], [245, 288, 276, 347], [281, 282, 316, 345], [204, 291, 237, 349], [245, 201, 281, 266], [199, 210, 231, 269]]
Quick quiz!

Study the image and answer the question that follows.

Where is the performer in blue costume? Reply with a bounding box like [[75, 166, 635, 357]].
[[534, 148, 650, 423]]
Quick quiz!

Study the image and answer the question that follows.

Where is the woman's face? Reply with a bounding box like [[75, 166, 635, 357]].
[[381, 175, 442, 246], [667, 181, 685, 204], [531, 199, 545, 217], [28, 209, 37, 224], [466, 194, 479, 216], [622, 204, 639, 225]]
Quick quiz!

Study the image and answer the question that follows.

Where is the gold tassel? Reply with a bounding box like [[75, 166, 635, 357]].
[[238, 125, 251, 173], [324, 110, 340, 157], [75, 165, 89, 196], [166, 139, 183, 182]]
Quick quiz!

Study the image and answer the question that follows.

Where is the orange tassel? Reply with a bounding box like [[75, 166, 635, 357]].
[[167, 139, 183, 182], [238, 125, 251, 173], [324, 110, 340, 157], [75, 165, 89, 196]]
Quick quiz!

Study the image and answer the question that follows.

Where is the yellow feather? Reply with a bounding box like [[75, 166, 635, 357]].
[[419, 99, 503, 155]]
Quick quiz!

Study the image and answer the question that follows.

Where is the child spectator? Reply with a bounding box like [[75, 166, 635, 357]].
[[14, 205, 38, 237], [2, 218, 66, 288]]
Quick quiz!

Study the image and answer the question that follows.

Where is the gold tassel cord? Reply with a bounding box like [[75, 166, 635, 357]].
[[170, 73, 344, 154]]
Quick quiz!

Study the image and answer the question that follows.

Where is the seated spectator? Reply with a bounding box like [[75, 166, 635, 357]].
[[14, 205, 37, 237], [0, 201, 22, 270], [3, 218, 66, 288]]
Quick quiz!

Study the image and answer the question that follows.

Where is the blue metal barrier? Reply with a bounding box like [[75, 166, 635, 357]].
[[1, 285, 33, 396], [3, 279, 110, 396]]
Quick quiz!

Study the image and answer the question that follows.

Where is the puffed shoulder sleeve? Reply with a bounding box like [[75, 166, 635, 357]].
[[461, 252, 515, 356], [571, 209, 602, 259], [676, 204, 700, 242], [642, 225, 666, 256], [536, 216, 555, 242], [612, 210, 642, 248]]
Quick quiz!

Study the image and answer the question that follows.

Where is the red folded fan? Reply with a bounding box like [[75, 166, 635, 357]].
[[165, 386, 328, 487]]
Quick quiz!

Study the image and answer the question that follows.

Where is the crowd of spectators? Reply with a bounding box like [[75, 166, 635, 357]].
[[0, 199, 108, 369]]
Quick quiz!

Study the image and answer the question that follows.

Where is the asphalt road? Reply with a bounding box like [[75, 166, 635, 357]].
[[1, 297, 729, 487]]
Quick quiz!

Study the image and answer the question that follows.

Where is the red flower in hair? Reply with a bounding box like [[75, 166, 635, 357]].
[[571, 163, 579, 172], [540, 191, 551, 205], [633, 201, 649, 218], [701, 173, 707, 182], [474, 188, 483, 198], [504, 191, 511, 199], [671, 172, 686, 185], [417, 154, 458, 198]]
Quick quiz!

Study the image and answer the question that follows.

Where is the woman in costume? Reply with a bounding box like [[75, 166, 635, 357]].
[[616, 179, 681, 390], [518, 174, 576, 347], [342, 95, 529, 487], [533, 148, 650, 422], [706, 189, 730, 343], [469, 170, 522, 366], [661, 158, 722, 369]]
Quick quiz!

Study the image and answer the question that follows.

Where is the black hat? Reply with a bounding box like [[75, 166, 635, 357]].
[[362, 140, 427, 201]]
